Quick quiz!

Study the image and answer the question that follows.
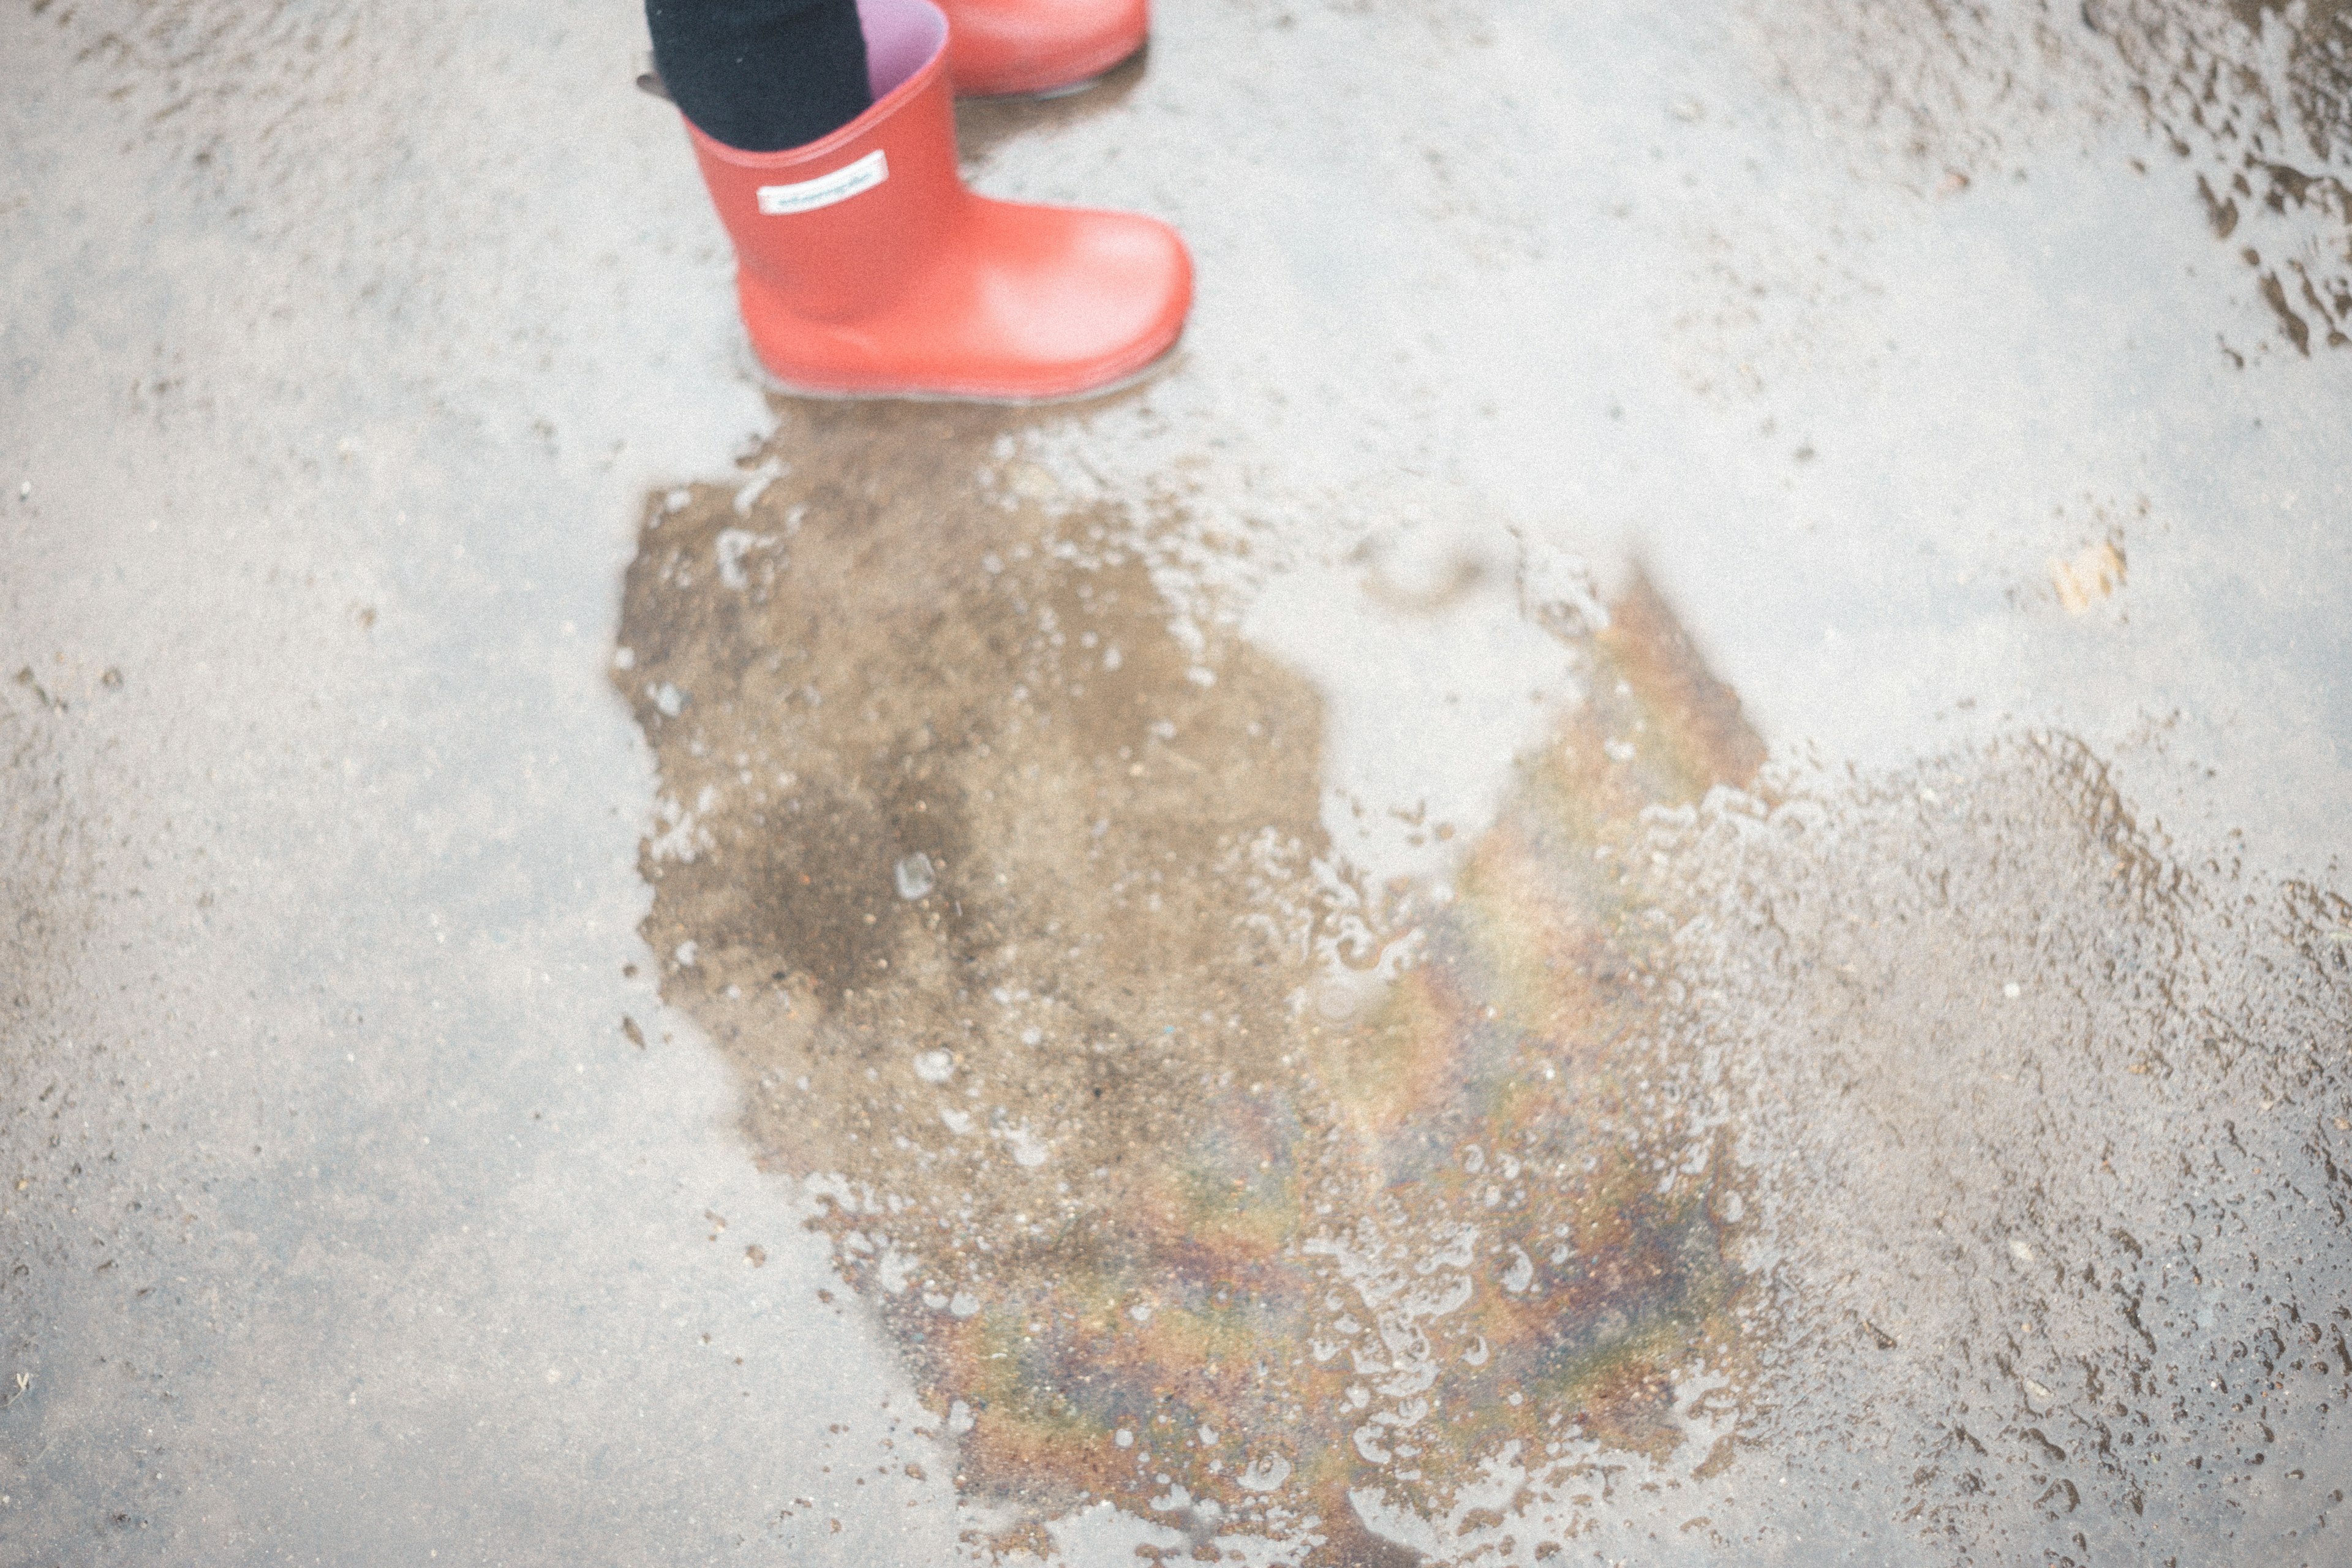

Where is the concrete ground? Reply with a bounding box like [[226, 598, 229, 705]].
[[4, 0, 2348, 1563]]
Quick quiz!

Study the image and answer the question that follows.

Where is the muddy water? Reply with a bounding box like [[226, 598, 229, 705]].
[[620, 407, 1771, 1562], [618, 414, 2350, 1562]]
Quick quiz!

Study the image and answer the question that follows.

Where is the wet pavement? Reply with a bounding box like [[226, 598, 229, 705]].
[[5, 0, 2350, 1564]]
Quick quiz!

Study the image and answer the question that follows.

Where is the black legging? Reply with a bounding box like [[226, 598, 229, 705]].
[[647, 0, 873, 151]]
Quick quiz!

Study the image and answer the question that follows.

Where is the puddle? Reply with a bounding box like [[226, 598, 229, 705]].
[[619, 407, 1773, 1561], [622, 412, 2348, 1563]]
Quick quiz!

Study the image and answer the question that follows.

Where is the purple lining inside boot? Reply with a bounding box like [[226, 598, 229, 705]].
[[857, 0, 946, 99]]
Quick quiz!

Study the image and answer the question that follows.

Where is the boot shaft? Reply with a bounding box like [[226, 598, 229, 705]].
[[684, 0, 971, 324]]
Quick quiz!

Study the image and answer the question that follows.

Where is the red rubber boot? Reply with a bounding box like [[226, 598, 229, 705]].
[[938, 0, 1148, 98], [680, 0, 1190, 402]]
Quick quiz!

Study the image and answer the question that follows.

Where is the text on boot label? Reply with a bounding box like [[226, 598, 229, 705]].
[[757, 151, 889, 216]]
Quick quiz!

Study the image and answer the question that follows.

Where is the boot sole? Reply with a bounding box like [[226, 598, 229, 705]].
[[738, 330, 1184, 407]]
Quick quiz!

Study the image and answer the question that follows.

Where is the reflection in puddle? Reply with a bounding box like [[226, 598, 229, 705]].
[[619, 407, 1766, 1562], [622, 412, 2351, 1562]]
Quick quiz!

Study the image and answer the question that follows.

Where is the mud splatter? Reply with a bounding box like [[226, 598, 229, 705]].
[[619, 406, 1769, 1562]]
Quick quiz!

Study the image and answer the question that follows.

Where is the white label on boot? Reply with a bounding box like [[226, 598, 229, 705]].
[[757, 150, 889, 216]]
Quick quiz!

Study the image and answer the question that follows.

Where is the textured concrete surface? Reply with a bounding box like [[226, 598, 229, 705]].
[[4, 0, 2350, 1562]]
